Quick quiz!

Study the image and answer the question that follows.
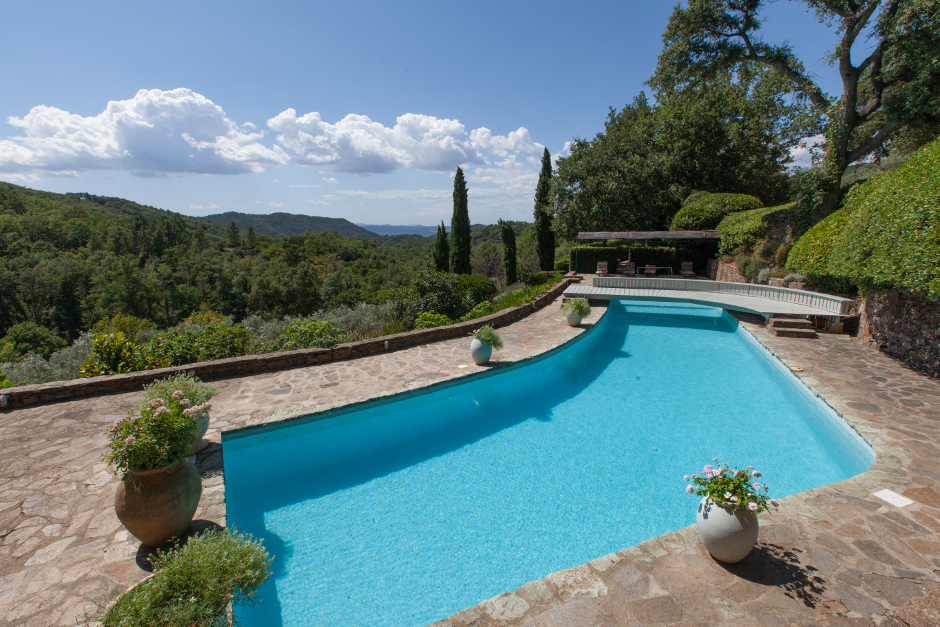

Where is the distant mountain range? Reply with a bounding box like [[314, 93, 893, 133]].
[[356, 224, 443, 236], [198, 212, 380, 239]]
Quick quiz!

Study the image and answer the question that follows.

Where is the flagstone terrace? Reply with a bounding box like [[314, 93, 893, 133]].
[[1, 288, 939, 626]]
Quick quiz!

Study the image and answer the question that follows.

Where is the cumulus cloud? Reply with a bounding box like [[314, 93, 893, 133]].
[[267, 110, 488, 174], [189, 203, 219, 210], [321, 177, 338, 183], [790, 134, 825, 170], [337, 188, 450, 200], [0, 88, 288, 177]]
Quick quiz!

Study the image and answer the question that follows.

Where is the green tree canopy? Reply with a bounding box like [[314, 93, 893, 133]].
[[651, 0, 940, 216], [450, 167, 472, 274]]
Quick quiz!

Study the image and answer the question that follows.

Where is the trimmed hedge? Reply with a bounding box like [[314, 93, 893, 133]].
[[827, 137, 940, 299], [568, 245, 680, 273], [785, 207, 856, 291], [670, 193, 763, 231], [716, 203, 797, 256]]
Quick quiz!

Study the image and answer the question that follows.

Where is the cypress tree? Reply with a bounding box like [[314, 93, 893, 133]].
[[432, 221, 450, 272], [227, 220, 241, 247], [534, 148, 555, 271], [499, 220, 517, 285], [450, 167, 472, 274], [246, 225, 257, 248]]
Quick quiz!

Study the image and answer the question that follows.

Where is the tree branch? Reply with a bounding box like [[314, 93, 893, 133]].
[[847, 117, 907, 163]]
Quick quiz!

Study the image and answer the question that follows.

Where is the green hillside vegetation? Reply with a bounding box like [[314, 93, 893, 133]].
[[670, 193, 762, 231], [788, 137, 940, 299], [198, 211, 380, 239], [716, 203, 800, 256]]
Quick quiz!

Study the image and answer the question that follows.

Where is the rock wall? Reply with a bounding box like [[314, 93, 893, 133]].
[[859, 289, 940, 377], [0, 280, 572, 411], [716, 262, 747, 283]]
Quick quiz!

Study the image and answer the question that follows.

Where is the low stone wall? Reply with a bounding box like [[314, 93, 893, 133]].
[[716, 261, 747, 283], [859, 288, 940, 377], [0, 280, 571, 411]]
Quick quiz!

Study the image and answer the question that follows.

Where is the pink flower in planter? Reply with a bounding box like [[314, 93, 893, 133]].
[[748, 502, 758, 511], [686, 485, 694, 494], [124, 436, 135, 445]]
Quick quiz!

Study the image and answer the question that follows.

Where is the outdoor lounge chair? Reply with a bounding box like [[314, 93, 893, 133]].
[[643, 265, 657, 276], [617, 261, 636, 276], [596, 261, 608, 275], [681, 261, 695, 278]]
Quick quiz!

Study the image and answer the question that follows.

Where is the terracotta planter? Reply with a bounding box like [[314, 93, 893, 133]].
[[470, 338, 492, 365], [190, 413, 210, 454], [565, 311, 583, 327], [695, 496, 759, 563], [115, 458, 202, 548]]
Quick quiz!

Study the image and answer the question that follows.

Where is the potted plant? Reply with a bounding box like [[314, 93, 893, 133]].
[[96, 528, 273, 626], [141, 373, 217, 453], [684, 459, 779, 563], [469, 325, 503, 365], [561, 298, 591, 327], [104, 377, 213, 547]]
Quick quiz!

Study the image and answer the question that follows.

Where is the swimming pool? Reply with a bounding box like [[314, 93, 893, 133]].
[[223, 301, 873, 627]]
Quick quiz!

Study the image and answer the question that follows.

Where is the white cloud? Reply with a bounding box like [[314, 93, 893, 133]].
[[289, 183, 321, 188], [268, 110, 486, 174], [0, 88, 288, 177], [304, 200, 331, 206], [337, 188, 449, 200], [321, 177, 338, 183], [469, 127, 543, 162], [189, 203, 219, 210], [789, 134, 825, 170], [269, 202, 283, 207]]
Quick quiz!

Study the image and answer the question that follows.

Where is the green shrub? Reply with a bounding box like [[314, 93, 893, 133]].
[[669, 193, 762, 231], [826, 136, 940, 299], [91, 314, 158, 338], [526, 270, 564, 287], [473, 325, 503, 349], [272, 319, 341, 351], [457, 301, 496, 323], [456, 274, 498, 307], [193, 325, 254, 360], [413, 311, 454, 330], [716, 203, 798, 256], [2, 322, 67, 359], [387, 271, 469, 330], [0, 338, 13, 363], [554, 256, 569, 272], [140, 330, 201, 368], [100, 528, 272, 627], [562, 298, 591, 317], [80, 333, 145, 376], [141, 372, 216, 411], [785, 207, 856, 290]]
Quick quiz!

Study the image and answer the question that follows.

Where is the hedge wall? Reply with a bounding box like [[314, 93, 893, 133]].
[[716, 202, 797, 256], [785, 207, 856, 291], [827, 136, 940, 299], [568, 245, 680, 273], [669, 193, 763, 231]]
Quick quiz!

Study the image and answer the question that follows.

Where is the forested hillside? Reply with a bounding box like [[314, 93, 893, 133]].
[[0, 182, 430, 342], [199, 211, 380, 239]]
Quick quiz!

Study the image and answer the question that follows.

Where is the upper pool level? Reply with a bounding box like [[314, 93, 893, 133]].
[[565, 276, 854, 318]]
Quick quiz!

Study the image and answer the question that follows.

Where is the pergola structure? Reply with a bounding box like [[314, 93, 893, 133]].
[[573, 230, 721, 273]]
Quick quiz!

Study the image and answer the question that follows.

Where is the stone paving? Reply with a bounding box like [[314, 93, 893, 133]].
[[0, 294, 602, 626], [2, 294, 940, 626]]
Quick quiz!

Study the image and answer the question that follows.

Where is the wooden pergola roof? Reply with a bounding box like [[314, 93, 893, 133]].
[[577, 230, 720, 242]]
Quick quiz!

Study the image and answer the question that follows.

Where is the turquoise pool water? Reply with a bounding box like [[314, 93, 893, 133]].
[[223, 301, 873, 627]]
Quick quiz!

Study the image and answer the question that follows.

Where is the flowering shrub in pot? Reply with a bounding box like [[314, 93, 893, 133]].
[[103, 374, 215, 548], [140, 372, 217, 453], [469, 325, 502, 365], [684, 459, 778, 563]]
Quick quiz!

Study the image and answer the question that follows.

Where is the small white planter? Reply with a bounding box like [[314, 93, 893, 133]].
[[695, 496, 759, 563], [565, 311, 583, 327], [469, 338, 493, 365]]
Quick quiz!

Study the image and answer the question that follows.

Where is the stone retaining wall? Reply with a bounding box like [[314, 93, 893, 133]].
[[716, 261, 747, 283], [859, 288, 940, 377], [0, 280, 571, 411]]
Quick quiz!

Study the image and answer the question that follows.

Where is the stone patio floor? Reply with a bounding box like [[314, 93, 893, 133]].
[[2, 294, 940, 626]]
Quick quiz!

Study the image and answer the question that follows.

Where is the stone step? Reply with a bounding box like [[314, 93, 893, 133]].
[[768, 317, 814, 329], [774, 328, 818, 339]]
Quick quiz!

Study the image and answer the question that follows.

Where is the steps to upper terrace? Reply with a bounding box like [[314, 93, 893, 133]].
[[768, 317, 817, 338]]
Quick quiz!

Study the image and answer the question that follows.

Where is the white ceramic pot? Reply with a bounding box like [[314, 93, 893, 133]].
[[565, 311, 583, 327], [695, 496, 759, 563], [469, 338, 492, 365]]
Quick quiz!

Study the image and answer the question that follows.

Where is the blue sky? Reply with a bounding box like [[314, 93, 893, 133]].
[[1, 1, 848, 225]]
